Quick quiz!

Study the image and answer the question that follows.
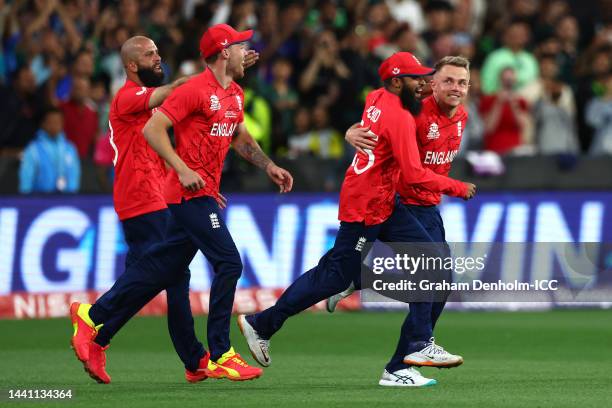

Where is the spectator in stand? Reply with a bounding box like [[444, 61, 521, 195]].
[[522, 55, 579, 154], [19, 108, 80, 193], [299, 29, 351, 108], [119, 0, 141, 33], [365, 2, 395, 57], [335, 28, 381, 131], [576, 45, 611, 150], [554, 15, 581, 86], [2, 0, 612, 194], [289, 105, 343, 159], [451, 0, 487, 38], [428, 32, 455, 66], [480, 20, 539, 94], [93, 130, 114, 192], [253, 2, 305, 69], [53, 50, 95, 102], [90, 75, 111, 136], [145, 3, 183, 72], [228, 0, 258, 31], [0, 66, 47, 150], [60, 76, 98, 158], [508, 0, 539, 27], [30, 29, 65, 87], [262, 58, 299, 154], [386, 0, 426, 34], [535, 1, 570, 38], [421, 0, 454, 46], [287, 107, 312, 158], [586, 72, 612, 155], [391, 23, 425, 57], [480, 67, 531, 155], [91, 75, 113, 191], [304, 0, 348, 33], [243, 86, 273, 154], [460, 68, 484, 153]]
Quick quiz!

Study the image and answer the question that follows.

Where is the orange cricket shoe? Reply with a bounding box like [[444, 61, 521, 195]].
[[70, 302, 99, 362], [85, 342, 111, 384], [185, 352, 213, 383], [208, 347, 263, 381]]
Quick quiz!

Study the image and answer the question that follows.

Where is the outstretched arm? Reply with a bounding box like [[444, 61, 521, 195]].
[[232, 123, 293, 193], [391, 118, 475, 200]]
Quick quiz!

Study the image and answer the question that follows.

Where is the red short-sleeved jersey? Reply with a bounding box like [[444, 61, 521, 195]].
[[338, 88, 467, 226], [109, 80, 167, 221], [398, 95, 468, 206], [159, 68, 244, 203]]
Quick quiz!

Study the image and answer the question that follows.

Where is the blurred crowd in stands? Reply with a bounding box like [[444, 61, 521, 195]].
[[0, 0, 611, 193]]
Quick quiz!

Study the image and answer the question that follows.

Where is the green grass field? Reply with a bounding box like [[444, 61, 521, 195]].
[[1, 310, 611, 408]]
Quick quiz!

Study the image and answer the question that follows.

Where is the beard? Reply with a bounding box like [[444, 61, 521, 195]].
[[399, 85, 422, 116], [137, 66, 164, 87]]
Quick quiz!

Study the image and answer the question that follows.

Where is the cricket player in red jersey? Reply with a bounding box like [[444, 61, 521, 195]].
[[142, 23, 292, 380], [69, 30, 270, 383], [237, 52, 474, 387], [328, 56, 474, 376]]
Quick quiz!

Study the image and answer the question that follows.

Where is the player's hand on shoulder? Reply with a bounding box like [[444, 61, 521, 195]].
[[266, 163, 293, 194], [463, 182, 477, 200], [172, 76, 192, 88], [345, 123, 377, 154], [178, 168, 205, 192], [244, 50, 260, 70]]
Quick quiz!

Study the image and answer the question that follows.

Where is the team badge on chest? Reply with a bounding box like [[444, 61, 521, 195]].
[[427, 123, 440, 140], [210, 95, 221, 111]]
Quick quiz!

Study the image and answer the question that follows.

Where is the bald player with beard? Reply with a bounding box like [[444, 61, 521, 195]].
[[70, 36, 259, 384]]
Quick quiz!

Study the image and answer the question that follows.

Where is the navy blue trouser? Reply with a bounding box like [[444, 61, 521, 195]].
[[379, 204, 452, 372], [89, 196, 242, 363], [90, 209, 204, 371], [249, 202, 450, 373], [250, 220, 383, 339], [249, 204, 427, 332]]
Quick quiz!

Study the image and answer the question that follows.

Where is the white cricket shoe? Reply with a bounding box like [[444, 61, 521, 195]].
[[237, 314, 271, 367], [378, 367, 437, 387], [326, 283, 355, 313], [403, 337, 463, 368]]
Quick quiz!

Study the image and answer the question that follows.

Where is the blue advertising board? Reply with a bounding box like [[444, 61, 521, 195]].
[[1, 192, 610, 295]]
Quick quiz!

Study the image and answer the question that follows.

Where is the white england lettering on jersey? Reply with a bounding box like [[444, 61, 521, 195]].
[[210, 122, 237, 137], [423, 150, 458, 165], [457, 121, 462, 137]]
